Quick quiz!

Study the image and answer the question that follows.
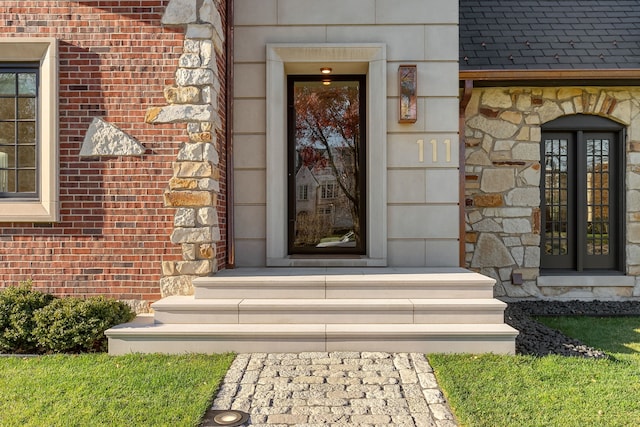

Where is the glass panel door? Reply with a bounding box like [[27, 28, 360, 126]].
[[541, 130, 618, 271], [287, 75, 366, 254]]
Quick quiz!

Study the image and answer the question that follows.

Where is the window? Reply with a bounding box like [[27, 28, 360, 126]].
[[288, 75, 366, 254], [317, 205, 333, 216], [541, 115, 624, 272], [0, 38, 58, 222], [296, 184, 308, 201], [320, 181, 338, 200], [0, 65, 38, 197]]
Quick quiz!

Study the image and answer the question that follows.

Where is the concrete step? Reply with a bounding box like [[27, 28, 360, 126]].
[[193, 267, 496, 299], [107, 267, 517, 355], [151, 296, 507, 325], [106, 318, 518, 355]]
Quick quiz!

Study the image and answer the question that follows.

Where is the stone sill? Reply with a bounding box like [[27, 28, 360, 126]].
[[538, 275, 635, 288], [267, 257, 387, 267]]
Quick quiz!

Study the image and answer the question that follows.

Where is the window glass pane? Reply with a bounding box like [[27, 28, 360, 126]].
[[0, 67, 39, 198], [17, 146, 35, 168], [0, 145, 15, 168], [296, 184, 308, 200], [544, 138, 569, 256], [320, 181, 338, 199], [0, 122, 15, 144], [17, 122, 35, 145], [1, 169, 14, 192], [0, 164, 8, 192], [0, 73, 16, 96], [18, 73, 37, 96], [17, 169, 35, 193], [18, 98, 36, 120], [0, 97, 15, 120], [586, 138, 610, 256]]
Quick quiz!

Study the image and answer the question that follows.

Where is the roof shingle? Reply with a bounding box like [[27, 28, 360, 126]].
[[460, 0, 640, 70]]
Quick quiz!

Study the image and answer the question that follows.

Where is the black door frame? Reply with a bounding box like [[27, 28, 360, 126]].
[[286, 74, 367, 255]]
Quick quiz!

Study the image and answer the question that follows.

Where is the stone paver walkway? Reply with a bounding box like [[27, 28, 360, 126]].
[[203, 352, 457, 426]]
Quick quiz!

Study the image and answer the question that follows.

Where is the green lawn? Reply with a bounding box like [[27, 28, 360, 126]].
[[0, 353, 235, 427], [539, 316, 640, 355], [429, 316, 640, 427]]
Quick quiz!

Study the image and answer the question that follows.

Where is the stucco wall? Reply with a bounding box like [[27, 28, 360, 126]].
[[233, 0, 461, 267], [464, 86, 640, 300]]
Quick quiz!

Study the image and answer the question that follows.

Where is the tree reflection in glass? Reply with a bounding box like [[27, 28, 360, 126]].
[[291, 78, 365, 252]]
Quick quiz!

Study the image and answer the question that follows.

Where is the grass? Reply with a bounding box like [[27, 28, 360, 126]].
[[429, 316, 640, 427], [538, 316, 640, 355], [0, 353, 235, 427]]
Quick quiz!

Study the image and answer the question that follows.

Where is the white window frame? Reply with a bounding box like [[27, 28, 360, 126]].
[[320, 181, 338, 200], [296, 184, 308, 201], [266, 43, 387, 266], [0, 38, 58, 222], [317, 204, 334, 218]]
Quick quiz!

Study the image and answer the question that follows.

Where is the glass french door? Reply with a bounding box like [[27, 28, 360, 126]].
[[287, 75, 366, 254], [541, 131, 619, 271]]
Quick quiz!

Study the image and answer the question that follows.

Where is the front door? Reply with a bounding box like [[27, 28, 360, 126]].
[[287, 75, 366, 255]]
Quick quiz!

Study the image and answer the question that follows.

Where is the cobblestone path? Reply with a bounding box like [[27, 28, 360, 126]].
[[203, 352, 457, 427]]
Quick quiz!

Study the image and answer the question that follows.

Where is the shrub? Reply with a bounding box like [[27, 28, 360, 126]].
[[33, 296, 135, 353], [0, 282, 55, 354]]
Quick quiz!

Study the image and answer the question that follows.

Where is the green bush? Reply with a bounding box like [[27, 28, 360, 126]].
[[0, 282, 55, 354], [33, 296, 135, 353]]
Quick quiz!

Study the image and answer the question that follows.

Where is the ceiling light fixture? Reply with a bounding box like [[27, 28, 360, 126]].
[[322, 79, 331, 86], [320, 67, 332, 74]]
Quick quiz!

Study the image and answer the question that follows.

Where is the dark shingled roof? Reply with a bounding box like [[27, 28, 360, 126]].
[[460, 0, 640, 70]]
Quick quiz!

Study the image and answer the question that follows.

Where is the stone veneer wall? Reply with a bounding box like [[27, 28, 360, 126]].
[[464, 86, 640, 299], [146, 0, 226, 298]]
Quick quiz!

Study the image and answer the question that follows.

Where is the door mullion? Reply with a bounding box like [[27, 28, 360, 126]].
[[576, 130, 586, 271]]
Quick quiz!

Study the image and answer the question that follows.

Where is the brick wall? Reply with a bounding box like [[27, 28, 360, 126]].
[[0, 1, 208, 310], [215, 1, 227, 272]]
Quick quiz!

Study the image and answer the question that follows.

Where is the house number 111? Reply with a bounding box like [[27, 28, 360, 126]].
[[416, 139, 451, 163]]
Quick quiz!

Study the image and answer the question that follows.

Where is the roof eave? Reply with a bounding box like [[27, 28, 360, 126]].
[[459, 69, 640, 87]]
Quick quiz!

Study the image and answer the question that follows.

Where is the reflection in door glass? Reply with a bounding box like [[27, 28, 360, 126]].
[[291, 79, 363, 252], [586, 138, 610, 256], [543, 138, 569, 256]]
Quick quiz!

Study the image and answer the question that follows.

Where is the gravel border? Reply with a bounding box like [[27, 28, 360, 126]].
[[505, 300, 640, 359]]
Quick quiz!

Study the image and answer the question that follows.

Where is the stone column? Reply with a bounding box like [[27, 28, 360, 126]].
[[147, 0, 225, 297]]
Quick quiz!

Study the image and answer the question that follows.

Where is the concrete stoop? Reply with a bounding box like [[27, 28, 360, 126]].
[[106, 267, 518, 355]]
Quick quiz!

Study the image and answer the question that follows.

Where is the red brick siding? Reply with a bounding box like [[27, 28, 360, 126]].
[[0, 1, 213, 302], [215, 0, 228, 270]]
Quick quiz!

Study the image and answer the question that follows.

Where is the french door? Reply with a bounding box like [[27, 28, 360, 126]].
[[541, 127, 622, 271]]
